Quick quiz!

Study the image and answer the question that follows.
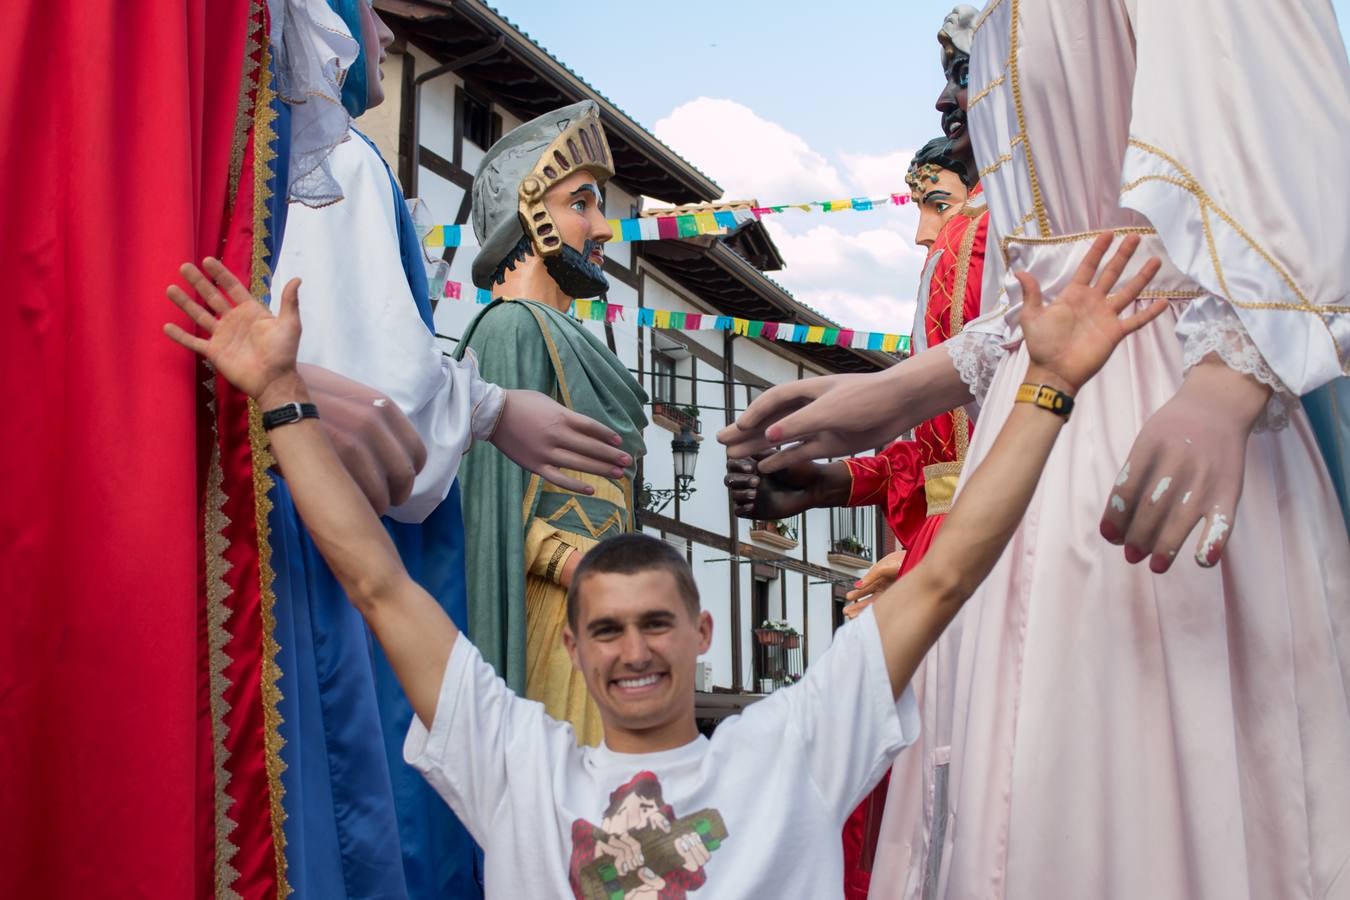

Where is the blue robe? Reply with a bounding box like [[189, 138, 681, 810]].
[[269, 132, 483, 899]]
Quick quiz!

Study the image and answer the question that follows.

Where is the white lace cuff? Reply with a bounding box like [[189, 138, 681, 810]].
[[1179, 310, 1296, 433], [948, 331, 1007, 406]]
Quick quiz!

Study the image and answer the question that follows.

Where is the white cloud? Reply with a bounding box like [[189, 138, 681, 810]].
[[764, 221, 927, 334], [839, 149, 917, 197], [652, 98, 847, 201], [649, 98, 927, 336], [795, 289, 918, 336]]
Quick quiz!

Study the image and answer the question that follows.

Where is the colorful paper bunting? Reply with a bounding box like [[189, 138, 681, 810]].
[[423, 190, 915, 247], [439, 283, 910, 353]]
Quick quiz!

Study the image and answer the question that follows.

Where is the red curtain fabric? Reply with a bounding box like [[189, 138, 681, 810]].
[[0, 1, 253, 894]]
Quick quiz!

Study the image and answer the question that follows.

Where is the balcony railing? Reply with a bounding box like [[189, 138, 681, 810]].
[[752, 622, 803, 693], [749, 517, 799, 550], [651, 400, 701, 435]]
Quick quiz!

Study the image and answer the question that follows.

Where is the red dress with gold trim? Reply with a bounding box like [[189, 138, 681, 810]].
[[839, 188, 988, 899]]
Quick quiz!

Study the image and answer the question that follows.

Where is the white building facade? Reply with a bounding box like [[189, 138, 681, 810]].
[[366, 0, 898, 703]]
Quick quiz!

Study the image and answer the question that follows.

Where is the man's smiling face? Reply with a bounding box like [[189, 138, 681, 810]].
[[563, 569, 712, 744]]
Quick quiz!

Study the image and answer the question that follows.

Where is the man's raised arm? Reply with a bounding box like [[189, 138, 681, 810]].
[[872, 234, 1166, 697], [164, 258, 456, 727]]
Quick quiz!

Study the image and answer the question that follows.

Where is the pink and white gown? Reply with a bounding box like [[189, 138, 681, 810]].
[[868, 0, 1350, 898]]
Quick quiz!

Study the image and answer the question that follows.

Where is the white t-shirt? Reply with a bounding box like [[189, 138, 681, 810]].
[[404, 606, 919, 899]]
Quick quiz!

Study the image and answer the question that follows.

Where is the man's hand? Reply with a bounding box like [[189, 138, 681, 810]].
[[842, 549, 907, 618], [595, 832, 645, 877], [1017, 232, 1166, 395], [724, 457, 839, 519], [1100, 357, 1270, 571], [627, 868, 666, 899], [490, 390, 631, 496], [165, 258, 301, 402], [299, 364, 426, 515], [674, 832, 711, 872]]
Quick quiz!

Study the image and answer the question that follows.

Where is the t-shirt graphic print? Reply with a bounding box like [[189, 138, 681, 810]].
[[570, 769, 726, 899]]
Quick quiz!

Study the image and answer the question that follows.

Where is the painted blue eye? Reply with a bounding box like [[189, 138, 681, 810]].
[[959, 70, 969, 88]]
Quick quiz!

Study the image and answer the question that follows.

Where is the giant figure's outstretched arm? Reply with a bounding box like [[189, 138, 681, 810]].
[[718, 344, 972, 471], [166, 259, 456, 728], [871, 234, 1165, 698]]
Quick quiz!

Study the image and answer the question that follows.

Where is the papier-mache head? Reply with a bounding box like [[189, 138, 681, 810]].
[[938, 4, 980, 65], [470, 100, 616, 291]]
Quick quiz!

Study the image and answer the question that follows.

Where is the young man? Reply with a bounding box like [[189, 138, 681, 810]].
[[162, 231, 1163, 898]]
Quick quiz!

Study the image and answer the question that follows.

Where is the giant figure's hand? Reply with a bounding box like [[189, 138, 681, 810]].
[[1100, 358, 1270, 572], [717, 343, 974, 473], [298, 363, 426, 515], [717, 372, 891, 470], [489, 390, 631, 496], [724, 457, 840, 519], [842, 549, 907, 619]]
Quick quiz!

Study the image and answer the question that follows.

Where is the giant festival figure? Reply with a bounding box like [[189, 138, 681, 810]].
[[456, 100, 649, 748], [723, 3, 1350, 897]]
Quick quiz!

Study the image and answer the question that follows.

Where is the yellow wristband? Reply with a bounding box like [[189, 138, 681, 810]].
[[1015, 382, 1075, 419]]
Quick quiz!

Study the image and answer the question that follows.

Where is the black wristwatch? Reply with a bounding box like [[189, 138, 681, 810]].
[[261, 401, 320, 431]]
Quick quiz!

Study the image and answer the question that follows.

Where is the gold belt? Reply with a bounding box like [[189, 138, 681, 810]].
[[923, 461, 963, 516]]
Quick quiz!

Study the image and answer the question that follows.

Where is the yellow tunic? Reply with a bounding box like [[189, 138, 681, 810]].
[[522, 471, 634, 747]]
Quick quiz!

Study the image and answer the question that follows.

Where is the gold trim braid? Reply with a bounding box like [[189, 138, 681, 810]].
[[949, 212, 980, 463], [924, 462, 963, 516], [205, 367, 243, 900], [1008, 0, 1050, 236], [247, 36, 291, 899]]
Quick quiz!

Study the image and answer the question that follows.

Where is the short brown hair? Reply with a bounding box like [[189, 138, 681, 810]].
[[566, 534, 701, 630]]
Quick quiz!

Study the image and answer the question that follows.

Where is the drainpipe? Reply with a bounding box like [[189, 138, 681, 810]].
[[409, 35, 505, 195]]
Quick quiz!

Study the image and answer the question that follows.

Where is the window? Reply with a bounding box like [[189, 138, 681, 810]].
[[461, 92, 494, 149], [831, 583, 851, 632], [651, 351, 676, 404], [750, 570, 800, 693], [831, 505, 874, 560]]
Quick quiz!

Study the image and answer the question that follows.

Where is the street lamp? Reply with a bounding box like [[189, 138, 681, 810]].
[[640, 425, 700, 514]]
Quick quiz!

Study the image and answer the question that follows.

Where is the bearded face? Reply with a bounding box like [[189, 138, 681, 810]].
[[543, 239, 609, 298], [538, 170, 612, 298]]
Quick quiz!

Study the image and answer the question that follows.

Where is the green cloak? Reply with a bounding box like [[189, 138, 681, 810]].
[[454, 299, 648, 690]]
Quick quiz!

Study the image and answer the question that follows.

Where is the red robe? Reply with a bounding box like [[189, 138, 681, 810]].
[[1, 2, 288, 895], [840, 189, 989, 899]]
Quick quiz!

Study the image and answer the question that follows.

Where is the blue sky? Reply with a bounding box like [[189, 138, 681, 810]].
[[488, 0, 1350, 332]]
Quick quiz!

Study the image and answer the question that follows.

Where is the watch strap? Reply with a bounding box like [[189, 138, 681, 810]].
[[1014, 382, 1074, 419], [261, 401, 320, 431]]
